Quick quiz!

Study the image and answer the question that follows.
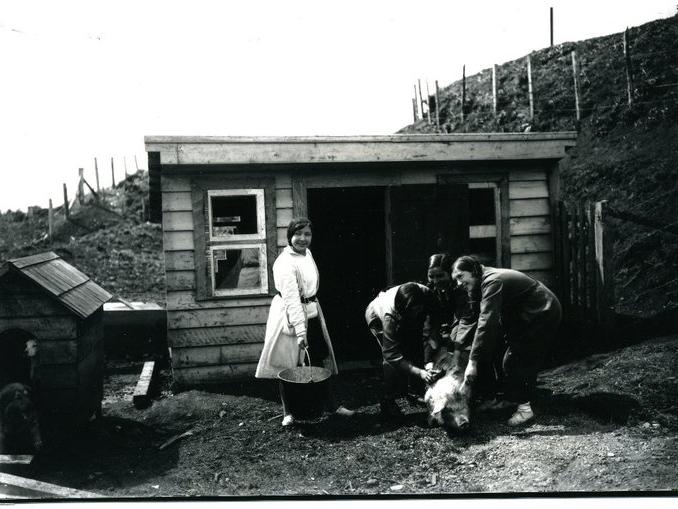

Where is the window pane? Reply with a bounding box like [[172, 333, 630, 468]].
[[213, 248, 262, 290], [469, 188, 495, 225], [210, 195, 258, 237]]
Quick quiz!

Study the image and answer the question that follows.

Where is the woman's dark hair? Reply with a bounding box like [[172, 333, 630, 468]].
[[428, 253, 454, 275], [394, 282, 435, 316], [286, 217, 312, 245], [452, 255, 483, 277]]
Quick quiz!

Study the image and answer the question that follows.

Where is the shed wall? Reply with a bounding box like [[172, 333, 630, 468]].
[[161, 164, 555, 385]]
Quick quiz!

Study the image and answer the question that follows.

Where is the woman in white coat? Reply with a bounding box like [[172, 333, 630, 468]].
[[255, 218, 354, 426]]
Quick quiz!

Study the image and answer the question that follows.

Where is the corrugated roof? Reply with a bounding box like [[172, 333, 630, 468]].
[[2, 251, 112, 319]]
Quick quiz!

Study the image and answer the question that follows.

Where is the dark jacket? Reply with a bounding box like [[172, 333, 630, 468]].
[[468, 267, 562, 363]]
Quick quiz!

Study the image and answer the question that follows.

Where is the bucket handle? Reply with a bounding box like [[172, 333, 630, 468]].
[[301, 347, 314, 382]]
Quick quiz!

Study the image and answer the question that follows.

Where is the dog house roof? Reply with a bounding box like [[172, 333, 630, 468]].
[[0, 251, 112, 319]]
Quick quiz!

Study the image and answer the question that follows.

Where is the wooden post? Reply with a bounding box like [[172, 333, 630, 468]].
[[623, 27, 633, 105], [62, 183, 69, 218], [48, 199, 53, 242], [94, 157, 100, 192], [527, 55, 534, 120], [594, 200, 614, 346], [110, 157, 116, 187], [413, 84, 419, 120], [78, 168, 84, 204], [418, 79, 425, 121], [550, 7, 554, 47], [412, 97, 418, 122], [141, 197, 146, 222], [124, 156, 129, 178], [492, 64, 498, 116], [435, 80, 441, 129], [571, 51, 581, 122], [461, 65, 466, 122], [135, 155, 140, 171], [425, 81, 431, 124]]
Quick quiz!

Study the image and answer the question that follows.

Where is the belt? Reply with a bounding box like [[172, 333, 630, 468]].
[[276, 292, 317, 304]]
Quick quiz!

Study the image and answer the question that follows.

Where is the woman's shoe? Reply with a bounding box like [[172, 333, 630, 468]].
[[507, 403, 534, 426], [281, 414, 295, 427], [334, 406, 355, 417]]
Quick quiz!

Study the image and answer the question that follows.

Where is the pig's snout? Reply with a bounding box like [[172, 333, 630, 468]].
[[455, 416, 470, 431]]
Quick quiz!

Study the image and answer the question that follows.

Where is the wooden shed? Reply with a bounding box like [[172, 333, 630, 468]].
[[0, 252, 111, 424], [145, 133, 577, 386]]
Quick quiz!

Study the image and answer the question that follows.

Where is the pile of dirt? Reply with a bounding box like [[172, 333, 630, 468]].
[[0, 171, 166, 305], [400, 14, 678, 319]]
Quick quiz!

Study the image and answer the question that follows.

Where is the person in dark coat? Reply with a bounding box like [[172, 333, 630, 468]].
[[365, 282, 439, 418], [452, 256, 562, 426]]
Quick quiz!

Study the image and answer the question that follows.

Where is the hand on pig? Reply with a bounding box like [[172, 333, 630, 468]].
[[463, 359, 478, 385]]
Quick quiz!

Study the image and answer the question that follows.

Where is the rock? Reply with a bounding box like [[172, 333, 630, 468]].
[[365, 479, 378, 486], [390, 484, 404, 491]]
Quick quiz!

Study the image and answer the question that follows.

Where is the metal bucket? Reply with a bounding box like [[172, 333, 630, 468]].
[[277, 350, 331, 419]]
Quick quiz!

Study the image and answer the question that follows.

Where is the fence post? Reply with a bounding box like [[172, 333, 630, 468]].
[[94, 157, 100, 192], [78, 168, 84, 204], [435, 80, 441, 129], [124, 157, 129, 178], [492, 64, 498, 117], [412, 97, 418, 122], [63, 183, 70, 218], [413, 84, 420, 120], [48, 199, 53, 243], [526, 55, 534, 120], [594, 200, 614, 346], [135, 155, 140, 172], [623, 28, 633, 106], [461, 65, 466, 122], [571, 51, 581, 122], [418, 79, 425, 122], [550, 7, 554, 47], [111, 157, 116, 187]]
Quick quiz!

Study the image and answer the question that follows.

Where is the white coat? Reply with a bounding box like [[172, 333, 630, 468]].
[[254, 246, 339, 379]]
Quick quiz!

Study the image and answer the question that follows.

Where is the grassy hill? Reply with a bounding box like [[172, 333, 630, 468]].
[[400, 14, 678, 319]]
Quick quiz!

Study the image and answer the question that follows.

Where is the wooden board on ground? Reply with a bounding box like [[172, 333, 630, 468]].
[[133, 361, 157, 409], [0, 455, 33, 465], [0, 472, 100, 499]]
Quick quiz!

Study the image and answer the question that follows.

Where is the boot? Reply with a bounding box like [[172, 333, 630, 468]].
[[508, 402, 534, 426]]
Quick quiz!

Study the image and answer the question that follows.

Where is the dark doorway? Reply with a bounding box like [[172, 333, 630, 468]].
[[308, 187, 386, 363], [0, 328, 35, 387]]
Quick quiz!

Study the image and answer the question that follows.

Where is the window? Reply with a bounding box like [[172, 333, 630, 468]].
[[206, 189, 269, 296]]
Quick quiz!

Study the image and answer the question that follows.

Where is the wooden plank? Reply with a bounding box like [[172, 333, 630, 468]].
[[35, 365, 78, 389], [276, 188, 293, 209], [162, 192, 193, 212], [167, 306, 269, 329], [0, 296, 68, 318], [171, 342, 264, 368], [133, 361, 157, 409], [164, 251, 195, 271], [0, 472, 100, 499], [275, 174, 292, 189], [277, 227, 287, 247], [9, 252, 59, 269], [0, 456, 33, 465], [165, 270, 196, 291], [163, 231, 195, 251], [146, 134, 577, 165], [509, 198, 550, 217], [304, 172, 400, 189], [0, 317, 77, 340], [594, 200, 614, 345], [168, 324, 267, 347], [510, 216, 551, 235], [523, 270, 555, 289], [276, 208, 293, 227], [161, 176, 191, 192], [510, 234, 553, 254], [172, 362, 259, 386], [499, 177, 511, 268], [291, 175, 307, 218], [162, 211, 194, 232], [508, 180, 549, 199], [508, 169, 547, 181], [38, 340, 78, 364], [469, 224, 496, 238], [511, 252, 553, 271], [166, 291, 272, 310]]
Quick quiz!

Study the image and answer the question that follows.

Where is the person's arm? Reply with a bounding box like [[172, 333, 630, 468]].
[[277, 257, 307, 347], [382, 314, 435, 383], [465, 279, 503, 383]]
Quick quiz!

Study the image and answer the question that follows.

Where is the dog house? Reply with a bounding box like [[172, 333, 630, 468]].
[[0, 252, 111, 424], [145, 133, 576, 386]]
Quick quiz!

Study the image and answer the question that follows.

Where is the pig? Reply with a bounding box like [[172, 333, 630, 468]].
[[0, 383, 43, 454], [424, 349, 472, 432]]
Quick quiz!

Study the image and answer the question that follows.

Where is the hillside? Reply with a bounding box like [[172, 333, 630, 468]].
[[0, 171, 166, 305], [400, 14, 678, 319]]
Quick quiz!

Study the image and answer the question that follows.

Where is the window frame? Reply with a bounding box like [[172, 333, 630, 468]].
[[207, 189, 266, 242]]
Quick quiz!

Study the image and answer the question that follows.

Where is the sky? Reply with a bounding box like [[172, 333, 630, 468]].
[[1, 0, 675, 211]]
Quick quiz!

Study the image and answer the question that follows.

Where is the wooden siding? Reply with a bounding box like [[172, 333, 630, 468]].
[[160, 162, 558, 384]]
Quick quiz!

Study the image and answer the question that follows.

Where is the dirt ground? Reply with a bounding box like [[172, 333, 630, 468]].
[[3, 335, 677, 500]]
